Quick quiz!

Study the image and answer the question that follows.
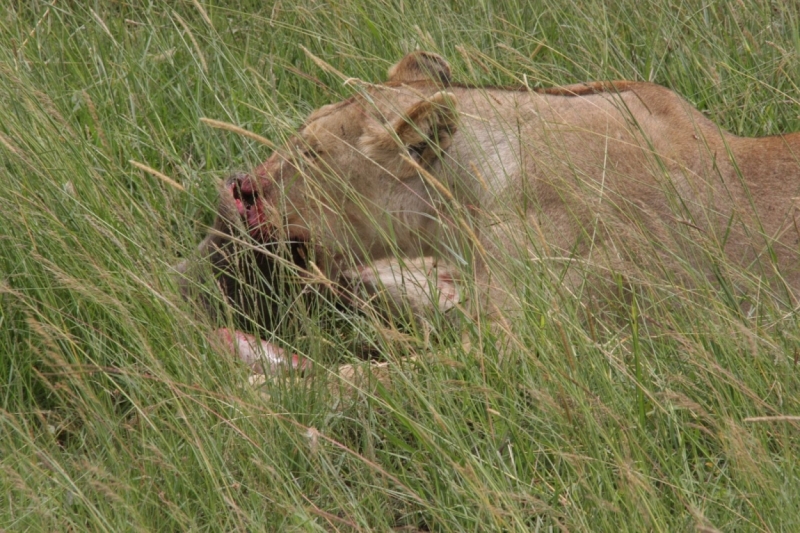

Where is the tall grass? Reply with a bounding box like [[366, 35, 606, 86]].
[[1, 1, 799, 530]]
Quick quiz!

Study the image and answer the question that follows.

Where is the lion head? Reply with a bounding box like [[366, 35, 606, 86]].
[[226, 52, 460, 277]]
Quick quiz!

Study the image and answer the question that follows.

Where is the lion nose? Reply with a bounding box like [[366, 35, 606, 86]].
[[228, 173, 274, 204], [227, 173, 279, 241]]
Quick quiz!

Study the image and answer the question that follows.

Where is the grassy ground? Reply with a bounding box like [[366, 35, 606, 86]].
[[2, 1, 800, 531]]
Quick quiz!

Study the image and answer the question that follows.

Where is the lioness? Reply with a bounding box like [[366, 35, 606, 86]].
[[188, 51, 800, 370]]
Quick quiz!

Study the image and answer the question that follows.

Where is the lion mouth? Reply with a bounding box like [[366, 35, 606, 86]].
[[229, 175, 310, 270]]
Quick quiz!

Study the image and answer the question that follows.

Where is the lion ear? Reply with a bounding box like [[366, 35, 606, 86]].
[[359, 91, 459, 178], [392, 91, 458, 148], [387, 51, 452, 85]]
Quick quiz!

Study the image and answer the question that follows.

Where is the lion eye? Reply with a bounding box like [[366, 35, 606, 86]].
[[299, 147, 320, 160], [408, 141, 427, 162]]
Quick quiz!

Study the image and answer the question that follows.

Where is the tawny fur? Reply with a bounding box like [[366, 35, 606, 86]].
[[186, 51, 800, 372], [244, 51, 800, 315]]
